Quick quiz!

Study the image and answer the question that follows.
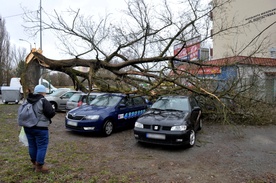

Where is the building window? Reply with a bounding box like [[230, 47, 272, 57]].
[[270, 47, 276, 58], [210, 11, 213, 21]]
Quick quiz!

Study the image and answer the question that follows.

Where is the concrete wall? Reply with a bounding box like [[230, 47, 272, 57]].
[[212, 0, 276, 59]]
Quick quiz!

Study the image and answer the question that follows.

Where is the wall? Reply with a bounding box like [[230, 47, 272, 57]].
[[212, 0, 276, 59], [237, 64, 276, 102]]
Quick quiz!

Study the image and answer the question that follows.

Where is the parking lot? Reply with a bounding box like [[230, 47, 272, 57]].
[[1, 96, 276, 182], [48, 110, 276, 182]]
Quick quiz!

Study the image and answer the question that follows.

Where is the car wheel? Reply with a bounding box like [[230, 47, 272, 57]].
[[103, 120, 113, 136], [188, 130, 196, 147], [197, 118, 203, 131]]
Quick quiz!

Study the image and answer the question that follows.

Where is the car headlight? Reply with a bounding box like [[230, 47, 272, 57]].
[[135, 122, 144, 128], [84, 115, 100, 120], [171, 125, 187, 131]]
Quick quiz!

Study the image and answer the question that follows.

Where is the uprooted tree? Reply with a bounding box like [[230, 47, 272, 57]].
[[22, 0, 276, 124]]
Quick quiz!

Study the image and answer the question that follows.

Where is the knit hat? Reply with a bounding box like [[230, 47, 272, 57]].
[[34, 85, 46, 94]]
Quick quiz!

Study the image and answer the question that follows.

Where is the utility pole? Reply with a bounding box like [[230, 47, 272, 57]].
[[40, 0, 42, 51], [40, 0, 44, 83]]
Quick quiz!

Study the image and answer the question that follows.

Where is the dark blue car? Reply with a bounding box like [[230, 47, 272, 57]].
[[65, 93, 148, 136]]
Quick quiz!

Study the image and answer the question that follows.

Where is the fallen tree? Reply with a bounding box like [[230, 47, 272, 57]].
[[20, 0, 275, 125]]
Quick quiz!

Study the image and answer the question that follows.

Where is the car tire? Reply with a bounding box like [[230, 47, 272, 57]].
[[103, 120, 113, 136], [188, 130, 196, 147]]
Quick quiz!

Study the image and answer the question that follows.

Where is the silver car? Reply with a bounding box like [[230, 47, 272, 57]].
[[45, 88, 81, 111], [65, 92, 105, 111]]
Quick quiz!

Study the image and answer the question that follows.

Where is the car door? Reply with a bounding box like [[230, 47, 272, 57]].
[[59, 91, 78, 110], [132, 96, 147, 118], [115, 97, 134, 128], [116, 96, 146, 128], [189, 97, 201, 130]]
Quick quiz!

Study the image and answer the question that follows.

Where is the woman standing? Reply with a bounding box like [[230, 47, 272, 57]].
[[23, 85, 56, 173]]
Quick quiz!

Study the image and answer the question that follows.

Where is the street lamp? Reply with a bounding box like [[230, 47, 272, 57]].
[[19, 39, 32, 52]]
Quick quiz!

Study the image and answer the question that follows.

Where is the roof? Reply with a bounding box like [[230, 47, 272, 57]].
[[172, 56, 276, 76], [203, 56, 276, 67]]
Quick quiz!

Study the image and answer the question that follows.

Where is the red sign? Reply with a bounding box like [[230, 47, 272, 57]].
[[177, 66, 221, 75], [197, 67, 221, 75], [174, 36, 201, 61]]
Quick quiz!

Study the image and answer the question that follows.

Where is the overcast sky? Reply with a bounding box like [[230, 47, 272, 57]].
[[0, 0, 126, 59]]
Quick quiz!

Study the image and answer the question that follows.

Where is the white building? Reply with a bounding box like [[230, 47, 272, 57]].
[[211, 0, 276, 59]]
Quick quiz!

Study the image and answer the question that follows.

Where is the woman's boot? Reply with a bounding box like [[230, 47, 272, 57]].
[[35, 163, 49, 173], [31, 160, 36, 171]]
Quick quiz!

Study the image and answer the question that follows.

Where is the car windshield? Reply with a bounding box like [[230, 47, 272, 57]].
[[48, 89, 69, 97], [83, 95, 98, 104], [151, 98, 189, 111], [90, 95, 122, 107], [69, 94, 82, 102]]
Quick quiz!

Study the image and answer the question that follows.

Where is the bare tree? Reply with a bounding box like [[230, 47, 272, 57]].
[[1, 17, 28, 86], [23, 0, 215, 92], [11, 46, 27, 77], [0, 17, 11, 85]]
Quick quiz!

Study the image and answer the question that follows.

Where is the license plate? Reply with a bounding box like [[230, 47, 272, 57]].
[[146, 133, 165, 140], [67, 121, 77, 126]]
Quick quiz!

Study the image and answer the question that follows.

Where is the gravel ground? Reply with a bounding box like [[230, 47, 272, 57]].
[[50, 110, 276, 183]]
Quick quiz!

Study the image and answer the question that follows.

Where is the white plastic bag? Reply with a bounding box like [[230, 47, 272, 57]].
[[19, 127, 28, 146]]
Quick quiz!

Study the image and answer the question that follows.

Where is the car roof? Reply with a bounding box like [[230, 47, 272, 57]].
[[101, 93, 145, 98], [47, 88, 76, 95], [157, 95, 191, 100], [68, 92, 143, 98], [87, 92, 106, 95], [72, 92, 106, 96], [71, 92, 86, 95]]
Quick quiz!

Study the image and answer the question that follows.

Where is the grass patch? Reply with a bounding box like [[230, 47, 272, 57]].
[[0, 105, 144, 183]]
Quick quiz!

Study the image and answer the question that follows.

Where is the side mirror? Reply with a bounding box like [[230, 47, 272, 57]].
[[119, 103, 126, 108]]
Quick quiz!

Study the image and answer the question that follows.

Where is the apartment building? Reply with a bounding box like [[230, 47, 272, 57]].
[[211, 0, 276, 59]]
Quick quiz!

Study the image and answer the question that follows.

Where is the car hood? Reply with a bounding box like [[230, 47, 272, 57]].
[[68, 105, 113, 115], [137, 109, 189, 125]]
